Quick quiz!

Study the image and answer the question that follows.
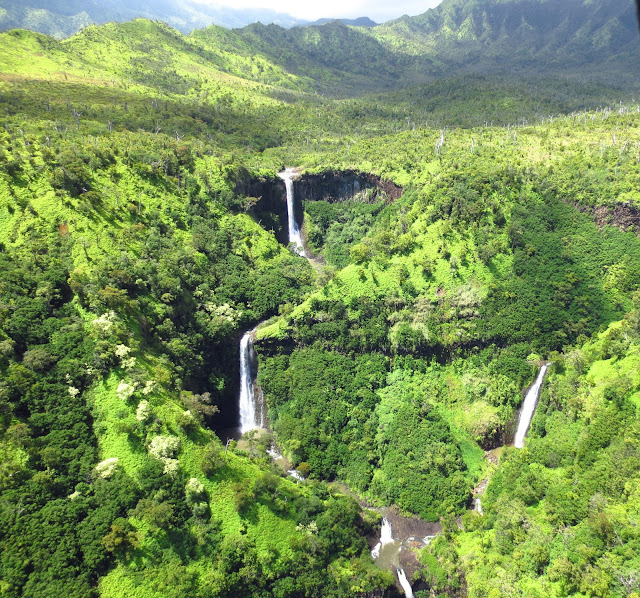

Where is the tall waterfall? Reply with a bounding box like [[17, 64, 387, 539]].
[[278, 169, 306, 257], [514, 364, 549, 448], [371, 517, 393, 559], [397, 569, 414, 598], [238, 331, 263, 433]]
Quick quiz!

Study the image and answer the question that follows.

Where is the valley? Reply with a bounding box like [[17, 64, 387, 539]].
[[0, 1, 640, 596]]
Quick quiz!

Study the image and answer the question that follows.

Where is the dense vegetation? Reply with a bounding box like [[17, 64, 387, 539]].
[[0, 2, 639, 596]]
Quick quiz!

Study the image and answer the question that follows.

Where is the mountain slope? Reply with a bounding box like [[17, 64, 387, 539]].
[[0, 0, 306, 38], [233, 0, 639, 94], [0, 19, 313, 101], [308, 17, 378, 28], [234, 20, 421, 96], [374, 0, 639, 69], [2, 0, 638, 97]]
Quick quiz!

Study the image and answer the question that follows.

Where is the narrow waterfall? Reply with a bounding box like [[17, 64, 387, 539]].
[[278, 169, 306, 257], [514, 364, 549, 448], [396, 569, 414, 598], [474, 497, 483, 515], [238, 331, 263, 433], [371, 517, 394, 559]]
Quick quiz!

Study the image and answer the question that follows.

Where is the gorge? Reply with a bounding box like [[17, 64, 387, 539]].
[[1, 4, 639, 597]]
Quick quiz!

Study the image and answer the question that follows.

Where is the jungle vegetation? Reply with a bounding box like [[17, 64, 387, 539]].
[[0, 1, 639, 596]]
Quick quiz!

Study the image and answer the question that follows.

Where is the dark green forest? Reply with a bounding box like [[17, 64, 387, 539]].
[[1, 0, 640, 596]]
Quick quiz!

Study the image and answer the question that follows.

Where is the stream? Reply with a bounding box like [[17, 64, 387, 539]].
[[237, 169, 432, 597]]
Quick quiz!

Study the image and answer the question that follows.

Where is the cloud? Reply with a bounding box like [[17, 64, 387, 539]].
[[189, 0, 443, 22]]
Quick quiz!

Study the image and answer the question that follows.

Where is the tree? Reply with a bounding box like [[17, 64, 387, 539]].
[[102, 518, 140, 559]]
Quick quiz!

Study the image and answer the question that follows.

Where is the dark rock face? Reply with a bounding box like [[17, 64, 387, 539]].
[[573, 201, 640, 235], [294, 170, 403, 204], [235, 174, 289, 244], [592, 203, 640, 233], [386, 506, 442, 540], [237, 170, 403, 246]]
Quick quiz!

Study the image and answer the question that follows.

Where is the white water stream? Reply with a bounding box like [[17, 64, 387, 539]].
[[371, 517, 393, 559], [238, 330, 263, 433], [370, 516, 422, 597], [397, 568, 414, 598], [278, 169, 306, 257], [514, 363, 549, 448]]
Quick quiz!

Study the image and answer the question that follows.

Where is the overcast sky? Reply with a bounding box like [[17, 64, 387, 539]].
[[191, 0, 444, 22]]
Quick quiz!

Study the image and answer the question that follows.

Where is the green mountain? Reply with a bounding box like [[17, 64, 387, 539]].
[[0, 2, 640, 598], [228, 0, 639, 95], [375, 0, 640, 81], [0, 0, 306, 38], [308, 17, 378, 28]]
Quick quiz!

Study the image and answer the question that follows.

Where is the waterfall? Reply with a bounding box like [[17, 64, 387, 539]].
[[371, 517, 393, 559], [238, 330, 263, 433], [514, 364, 549, 448], [474, 497, 483, 515], [278, 169, 306, 257], [396, 569, 414, 598]]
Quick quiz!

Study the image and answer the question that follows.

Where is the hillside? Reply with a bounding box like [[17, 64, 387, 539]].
[[0, 3, 640, 598], [377, 0, 639, 65], [231, 0, 640, 95], [0, 28, 395, 595], [0, 0, 305, 38]]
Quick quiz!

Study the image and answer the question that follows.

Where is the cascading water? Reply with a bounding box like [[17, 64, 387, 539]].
[[278, 169, 306, 257], [238, 330, 263, 433], [371, 517, 393, 559], [396, 569, 414, 598], [514, 363, 549, 448]]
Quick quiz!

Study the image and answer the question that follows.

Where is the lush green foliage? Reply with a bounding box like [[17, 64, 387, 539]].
[[429, 306, 640, 597], [0, 28, 393, 595], [1, 7, 639, 597]]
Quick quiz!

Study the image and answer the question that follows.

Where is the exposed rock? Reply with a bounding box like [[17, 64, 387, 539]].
[[234, 172, 289, 245], [398, 550, 421, 587], [386, 505, 442, 540], [295, 170, 403, 204], [575, 202, 640, 234]]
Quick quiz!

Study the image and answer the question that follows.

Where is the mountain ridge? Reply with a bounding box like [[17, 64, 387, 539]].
[[0, 0, 307, 38], [229, 0, 639, 94], [2, 0, 637, 100]]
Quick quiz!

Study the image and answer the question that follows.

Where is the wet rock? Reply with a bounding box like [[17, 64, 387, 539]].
[[399, 550, 421, 586], [295, 170, 403, 204], [386, 506, 442, 540]]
